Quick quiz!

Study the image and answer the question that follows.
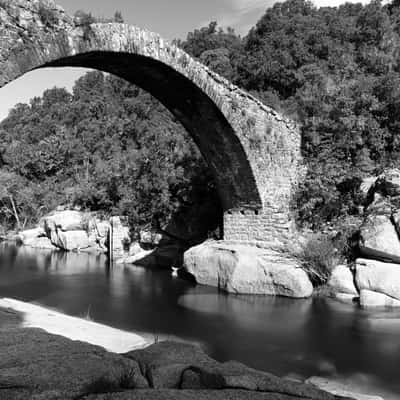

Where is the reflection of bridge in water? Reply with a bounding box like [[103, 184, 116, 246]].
[[0, 0, 302, 247]]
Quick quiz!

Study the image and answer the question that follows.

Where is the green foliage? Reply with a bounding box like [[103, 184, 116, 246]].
[[0, 0, 10, 9], [38, 3, 58, 27], [179, 0, 400, 231], [74, 10, 96, 26], [73, 10, 125, 25], [296, 233, 341, 286], [113, 11, 124, 23], [0, 73, 219, 239]]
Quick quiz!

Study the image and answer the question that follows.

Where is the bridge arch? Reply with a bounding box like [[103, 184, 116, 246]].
[[0, 1, 302, 246]]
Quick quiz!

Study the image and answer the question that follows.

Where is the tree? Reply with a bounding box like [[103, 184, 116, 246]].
[[114, 11, 124, 23]]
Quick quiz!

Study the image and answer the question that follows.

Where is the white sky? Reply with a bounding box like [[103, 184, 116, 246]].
[[0, 0, 370, 122]]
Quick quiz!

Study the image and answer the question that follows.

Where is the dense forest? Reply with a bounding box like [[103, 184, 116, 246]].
[[0, 74, 218, 239], [1, 0, 400, 238]]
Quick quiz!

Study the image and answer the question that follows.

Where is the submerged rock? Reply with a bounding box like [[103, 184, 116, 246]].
[[183, 242, 313, 298]]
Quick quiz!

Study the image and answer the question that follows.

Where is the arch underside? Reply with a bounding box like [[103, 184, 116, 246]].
[[38, 51, 262, 212]]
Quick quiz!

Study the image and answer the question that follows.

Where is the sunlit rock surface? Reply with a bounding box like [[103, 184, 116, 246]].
[[356, 259, 400, 307], [183, 242, 313, 297], [328, 265, 358, 296]]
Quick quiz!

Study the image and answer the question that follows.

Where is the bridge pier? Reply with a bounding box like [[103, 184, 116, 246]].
[[223, 209, 294, 247]]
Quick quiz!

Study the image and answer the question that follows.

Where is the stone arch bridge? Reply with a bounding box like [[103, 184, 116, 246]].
[[0, 0, 302, 247]]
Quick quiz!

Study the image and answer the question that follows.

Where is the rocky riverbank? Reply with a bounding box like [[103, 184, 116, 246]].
[[0, 301, 381, 400], [11, 168, 400, 305], [14, 208, 185, 268], [327, 169, 400, 307], [14, 209, 110, 254], [182, 169, 400, 307]]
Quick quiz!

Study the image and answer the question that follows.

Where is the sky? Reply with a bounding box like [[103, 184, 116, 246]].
[[0, 0, 370, 121]]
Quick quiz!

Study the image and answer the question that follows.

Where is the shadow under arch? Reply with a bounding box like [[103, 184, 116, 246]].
[[20, 51, 262, 213]]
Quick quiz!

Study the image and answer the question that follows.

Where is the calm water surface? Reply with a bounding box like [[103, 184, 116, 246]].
[[0, 243, 399, 398]]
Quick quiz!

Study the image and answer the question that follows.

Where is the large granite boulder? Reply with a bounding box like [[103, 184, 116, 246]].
[[125, 341, 344, 399], [355, 259, 400, 307], [359, 289, 400, 308], [183, 242, 313, 298], [23, 236, 57, 250], [18, 227, 45, 242], [41, 210, 87, 232], [0, 324, 148, 399], [328, 265, 358, 296], [57, 230, 91, 251], [34, 210, 110, 253], [358, 214, 400, 260]]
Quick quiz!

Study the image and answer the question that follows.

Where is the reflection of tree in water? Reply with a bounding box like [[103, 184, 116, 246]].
[[0, 243, 19, 269]]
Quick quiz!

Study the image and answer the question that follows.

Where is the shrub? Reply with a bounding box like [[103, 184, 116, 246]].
[[73, 10, 97, 26], [0, 0, 10, 9], [295, 233, 341, 286]]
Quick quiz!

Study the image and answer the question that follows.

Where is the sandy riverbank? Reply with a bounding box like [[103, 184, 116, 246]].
[[0, 297, 149, 353]]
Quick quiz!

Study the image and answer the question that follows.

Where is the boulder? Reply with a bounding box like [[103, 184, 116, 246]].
[[140, 230, 163, 246], [82, 389, 347, 400], [359, 289, 400, 308], [116, 249, 154, 265], [359, 214, 400, 259], [23, 236, 57, 250], [18, 227, 45, 243], [95, 220, 110, 238], [41, 210, 87, 232], [57, 230, 90, 251], [125, 342, 341, 399], [0, 324, 148, 399], [183, 242, 313, 298], [327, 265, 358, 296], [129, 241, 143, 255], [356, 258, 400, 305]]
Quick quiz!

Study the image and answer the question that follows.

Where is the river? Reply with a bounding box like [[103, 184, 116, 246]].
[[0, 243, 399, 398]]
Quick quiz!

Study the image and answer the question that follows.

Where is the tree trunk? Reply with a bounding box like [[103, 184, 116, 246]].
[[8, 195, 21, 230]]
